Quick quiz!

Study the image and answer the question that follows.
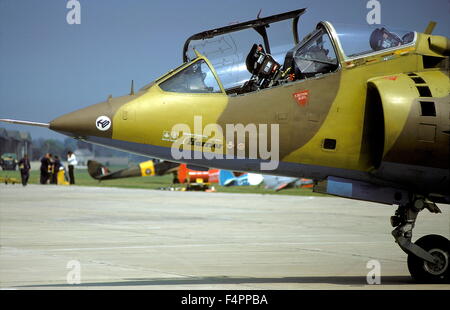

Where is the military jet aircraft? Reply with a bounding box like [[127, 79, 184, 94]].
[[1, 8, 449, 282]]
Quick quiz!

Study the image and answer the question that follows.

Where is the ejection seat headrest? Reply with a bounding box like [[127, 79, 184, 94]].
[[246, 44, 265, 74]]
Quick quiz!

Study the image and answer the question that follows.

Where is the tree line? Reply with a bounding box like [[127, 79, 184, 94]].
[[30, 138, 140, 161]]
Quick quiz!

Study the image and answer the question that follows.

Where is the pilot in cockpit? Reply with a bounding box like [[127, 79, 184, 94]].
[[369, 27, 405, 51]]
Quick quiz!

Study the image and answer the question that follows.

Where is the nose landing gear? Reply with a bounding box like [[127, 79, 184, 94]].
[[391, 197, 449, 283]]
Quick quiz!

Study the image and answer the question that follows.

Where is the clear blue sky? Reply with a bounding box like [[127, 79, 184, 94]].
[[1, 0, 449, 139]]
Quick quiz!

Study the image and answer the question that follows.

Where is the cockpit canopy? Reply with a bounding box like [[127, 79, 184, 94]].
[[284, 26, 339, 79], [183, 8, 306, 91], [152, 10, 417, 95], [332, 23, 415, 59]]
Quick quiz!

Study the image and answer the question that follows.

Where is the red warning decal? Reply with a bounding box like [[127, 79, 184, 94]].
[[293, 90, 309, 106], [383, 75, 398, 81]]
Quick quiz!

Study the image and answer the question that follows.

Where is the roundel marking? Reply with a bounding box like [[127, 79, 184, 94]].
[[96, 116, 111, 131]]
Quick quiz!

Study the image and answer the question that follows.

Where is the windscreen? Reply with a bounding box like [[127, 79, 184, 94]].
[[159, 59, 222, 93]]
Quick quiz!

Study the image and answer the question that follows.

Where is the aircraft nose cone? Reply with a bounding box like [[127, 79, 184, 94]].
[[50, 102, 114, 138]]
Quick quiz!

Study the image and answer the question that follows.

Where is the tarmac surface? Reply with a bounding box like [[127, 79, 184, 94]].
[[0, 184, 449, 290]]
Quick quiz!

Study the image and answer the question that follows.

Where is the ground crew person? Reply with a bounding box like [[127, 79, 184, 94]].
[[51, 155, 62, 184], [18, 154, 31, 186], [67, 151, 77, 184], [40, 153, 51, 184]]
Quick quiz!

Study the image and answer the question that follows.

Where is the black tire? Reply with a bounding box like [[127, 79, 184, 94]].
[[407, 234, 450, 283]]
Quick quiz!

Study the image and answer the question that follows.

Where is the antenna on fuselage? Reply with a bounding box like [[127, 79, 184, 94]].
[[424, 21, 436, 34], [130, 80, 135, 96], [256, 9, 262, 19]]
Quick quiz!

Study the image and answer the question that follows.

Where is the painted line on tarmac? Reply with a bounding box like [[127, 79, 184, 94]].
[[9, 241, 390, 252]]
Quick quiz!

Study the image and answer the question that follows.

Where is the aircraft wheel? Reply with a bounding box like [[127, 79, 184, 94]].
[[407, 234, 449, 283]]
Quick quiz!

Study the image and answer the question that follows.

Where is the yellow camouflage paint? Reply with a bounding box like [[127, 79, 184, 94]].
[[112, 55, 228, 157]]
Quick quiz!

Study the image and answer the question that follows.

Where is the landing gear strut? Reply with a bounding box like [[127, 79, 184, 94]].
[[391, 196, 449, 283]]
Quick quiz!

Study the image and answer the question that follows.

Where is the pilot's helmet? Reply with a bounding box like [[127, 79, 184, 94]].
[[370, 27, 403, 51]]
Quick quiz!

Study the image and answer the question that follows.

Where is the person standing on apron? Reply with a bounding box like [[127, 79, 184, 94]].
[[18, 154, 31, 186], [40, 153, 51, 184], [67, 151, 77, 185]]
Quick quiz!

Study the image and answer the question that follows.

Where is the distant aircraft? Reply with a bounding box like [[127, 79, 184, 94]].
[[263, 175, 313, 191], [2, 8, 449, 282], [88, 159, 219, 190], [218, 170, 313, 192], [218, 170, 264, 187], [89, 159, 311, 192], [87, 159, 179, 181]]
